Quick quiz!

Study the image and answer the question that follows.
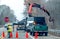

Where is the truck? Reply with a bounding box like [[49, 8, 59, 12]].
[[13, 22, 26, 30], [26, 17, 48, 36]]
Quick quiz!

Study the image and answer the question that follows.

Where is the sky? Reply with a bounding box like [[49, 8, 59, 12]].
[[0, 0, 26, 21]]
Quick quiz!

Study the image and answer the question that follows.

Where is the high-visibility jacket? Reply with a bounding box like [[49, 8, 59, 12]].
[[7, 26, 13, 32]]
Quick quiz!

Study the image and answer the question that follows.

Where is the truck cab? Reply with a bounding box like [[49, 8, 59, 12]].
[[26, 17, 34, 32], [26, 17, 48, 36]]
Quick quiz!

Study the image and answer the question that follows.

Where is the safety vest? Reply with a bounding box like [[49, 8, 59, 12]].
[[7, 25, 13, 32]]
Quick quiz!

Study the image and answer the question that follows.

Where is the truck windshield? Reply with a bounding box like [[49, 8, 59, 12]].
[[27, 17, 34, 21], [34, 17, 46, 25]]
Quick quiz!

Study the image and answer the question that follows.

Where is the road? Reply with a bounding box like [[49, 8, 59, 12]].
[[0, 28, 60, 39], [30, 34, 60, 39]]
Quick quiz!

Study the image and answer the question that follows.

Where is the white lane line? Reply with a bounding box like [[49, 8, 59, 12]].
[[28, 33, 35, 39]]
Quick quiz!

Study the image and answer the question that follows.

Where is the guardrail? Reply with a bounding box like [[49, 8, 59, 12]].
[[49, 29, 60, 36]]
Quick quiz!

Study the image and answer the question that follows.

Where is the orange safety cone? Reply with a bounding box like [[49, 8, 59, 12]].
[[16, 31, 18, 38], [35, 32, 38, 39], [25, 32, 29, 39], [10, 32, 13, 38], [2, 31, 5, 38]]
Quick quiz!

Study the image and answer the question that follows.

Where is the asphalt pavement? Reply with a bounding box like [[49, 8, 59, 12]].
[[0, 28, 60, 39]]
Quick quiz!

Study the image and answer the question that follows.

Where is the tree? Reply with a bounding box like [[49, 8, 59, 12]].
[[0, 5, 17, 25]]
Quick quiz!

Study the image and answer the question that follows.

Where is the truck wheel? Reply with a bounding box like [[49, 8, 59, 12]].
[[32, 32, 35, 36], [39, 33, 43, 36], [30, 32, 32, 35], [30, 32, 35, 36], [45, 32, 48, 36]]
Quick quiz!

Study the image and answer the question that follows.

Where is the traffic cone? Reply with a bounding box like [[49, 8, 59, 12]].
[[25, 32, 29, 39], [35, 32, 38, 39], [16, 31, 18, 38], [2, 31, 5, 38], [10, 32, 13, 38]]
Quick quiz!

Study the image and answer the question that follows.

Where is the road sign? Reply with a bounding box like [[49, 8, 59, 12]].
[[4, 17, 9, 22]]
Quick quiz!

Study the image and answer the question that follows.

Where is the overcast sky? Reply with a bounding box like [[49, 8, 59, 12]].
[[0, 0, 26, 21]]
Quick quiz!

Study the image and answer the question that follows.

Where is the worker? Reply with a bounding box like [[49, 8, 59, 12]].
[[7, 24, 13, 38]]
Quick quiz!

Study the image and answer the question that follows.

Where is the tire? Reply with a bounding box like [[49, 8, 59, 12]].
[[30, 32, 32, 35], [45, 32, 48, 36], [30, 32, 35, 36], [39, 33, 43, 36], [38, 32, 43, 36], [32, 32, 35, 36]]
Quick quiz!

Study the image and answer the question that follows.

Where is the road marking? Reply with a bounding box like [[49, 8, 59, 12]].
[[28, 33, 34, 39]]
